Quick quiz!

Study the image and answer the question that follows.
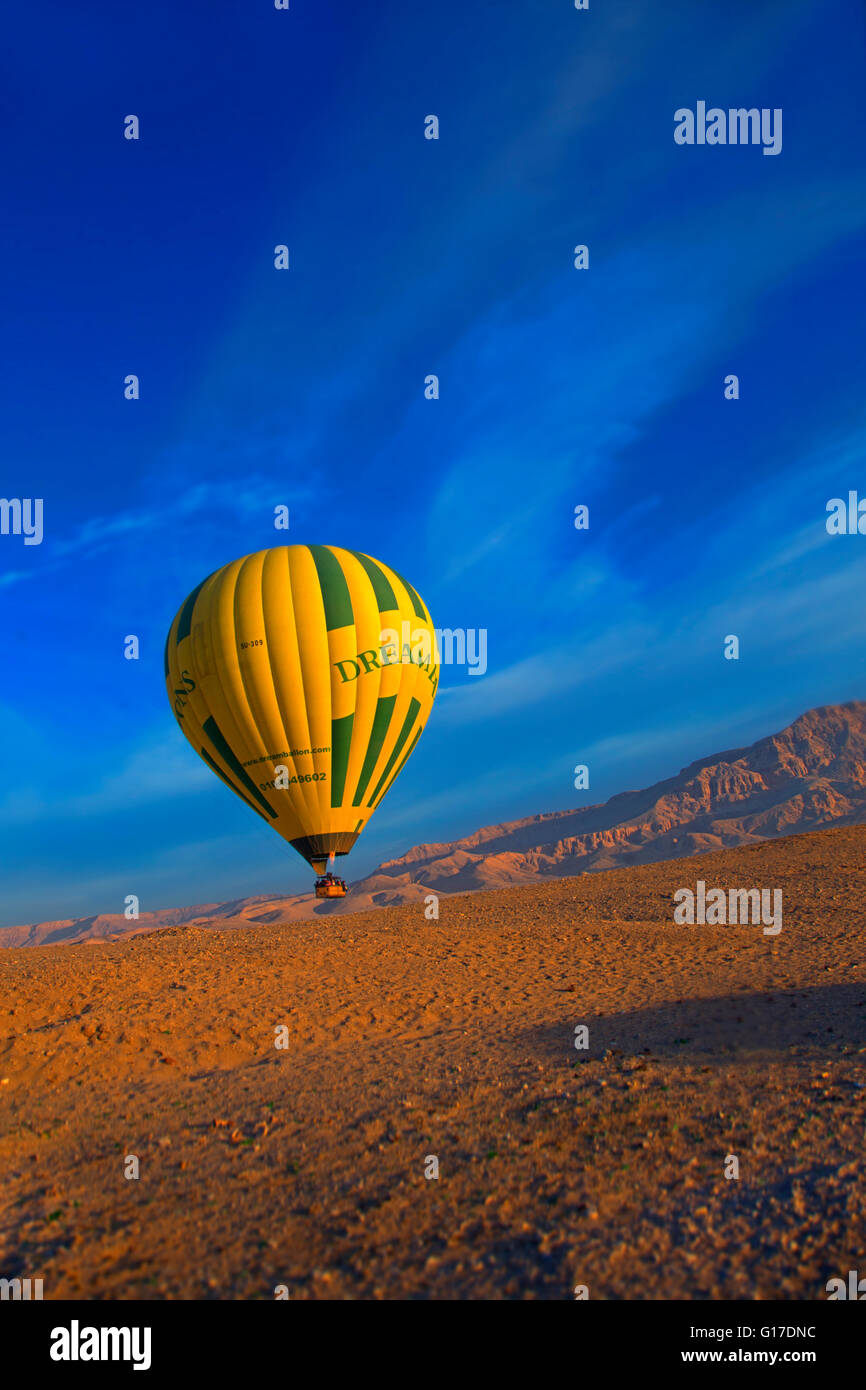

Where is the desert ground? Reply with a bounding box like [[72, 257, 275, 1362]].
[[1, 824, 864, 1300]]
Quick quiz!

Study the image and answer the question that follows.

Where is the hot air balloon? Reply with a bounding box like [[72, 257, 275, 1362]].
[[164, 545, 439, 897]]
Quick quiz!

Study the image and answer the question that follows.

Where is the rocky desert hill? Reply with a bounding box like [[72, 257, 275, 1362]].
[[364, 699, 866, 899], [3, 701, 865, 947]]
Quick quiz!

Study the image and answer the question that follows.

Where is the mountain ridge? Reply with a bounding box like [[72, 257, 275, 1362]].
[[4, 699, 865, 946]]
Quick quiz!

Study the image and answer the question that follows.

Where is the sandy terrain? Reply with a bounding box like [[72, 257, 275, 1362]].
[[1, 824, 864, 1300]]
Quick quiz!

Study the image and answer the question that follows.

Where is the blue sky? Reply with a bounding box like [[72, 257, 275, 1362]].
[[2, 0, 866, 926]]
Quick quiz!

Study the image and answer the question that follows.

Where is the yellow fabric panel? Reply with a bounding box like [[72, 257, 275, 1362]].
[[259, 547, 319, 833], [286, 546, 333, 827]]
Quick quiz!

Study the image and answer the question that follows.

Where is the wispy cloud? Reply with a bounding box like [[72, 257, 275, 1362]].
[[0, 476, 319, 590]]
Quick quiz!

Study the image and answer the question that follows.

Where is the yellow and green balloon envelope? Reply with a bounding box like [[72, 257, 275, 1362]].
[[165, 545, 439, 874]]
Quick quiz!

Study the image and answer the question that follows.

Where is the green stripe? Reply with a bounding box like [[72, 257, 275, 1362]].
[[163, 622, 173, 678], [349, 550, 398, 611], [367, 698, 421, 805], [176, 575, 210, 645], [353, 817, 363, 833], [200, 746, 267, 820], [370, 726, 423, 809], [389, 568, 426, 620], [309, 545, 354, 630], [202, 716, 277, 819], [330, 713, 354, 806], [352, 693, 397, 805]]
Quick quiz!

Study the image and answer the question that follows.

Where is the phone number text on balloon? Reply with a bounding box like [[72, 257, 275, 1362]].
[[259, 772, 328, 790]]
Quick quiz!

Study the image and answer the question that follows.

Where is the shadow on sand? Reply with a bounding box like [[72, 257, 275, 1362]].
[[530, 981, 866, 1061]]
